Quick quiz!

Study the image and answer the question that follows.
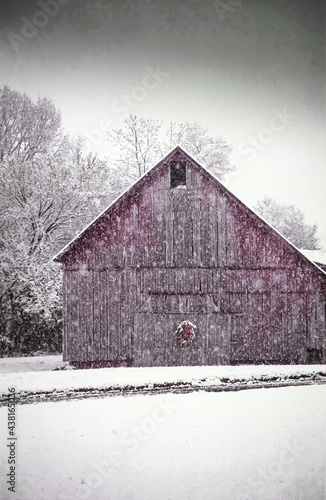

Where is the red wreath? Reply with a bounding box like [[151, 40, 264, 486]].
[[176, 321, 197, 347]]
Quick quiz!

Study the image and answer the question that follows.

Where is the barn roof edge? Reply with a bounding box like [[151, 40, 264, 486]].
[[53, 145, 326, 278], [53, 145, 183, 262]]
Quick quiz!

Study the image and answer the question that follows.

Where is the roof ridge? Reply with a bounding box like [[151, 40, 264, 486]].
[[53, 147, 326, 277], [53, 146, 185, 261]]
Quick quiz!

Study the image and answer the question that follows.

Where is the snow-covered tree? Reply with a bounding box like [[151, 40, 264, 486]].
[[0, 86, 114, 354], [107, 115, 163, 179], [107, 114, 235, 181], [255, 197, 321, 250]]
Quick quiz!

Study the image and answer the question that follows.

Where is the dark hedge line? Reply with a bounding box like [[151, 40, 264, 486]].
[[0, 304, 62, 357]]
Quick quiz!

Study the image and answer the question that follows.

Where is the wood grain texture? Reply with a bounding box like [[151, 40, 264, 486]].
[[59, 149, 326, 365]]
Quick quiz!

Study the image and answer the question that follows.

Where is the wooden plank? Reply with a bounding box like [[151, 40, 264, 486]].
[[160, 267, 168, 293], [133, 313, 143, 366], [116, 213, 125, 267], [136, 271, 143, 316], [99, 270, 107, 360], [225, 209, 233, 267], [230, 314, 244, 363], [165, 190, 174, 267], [187, 163, 194, 189], [130, 199, 138, 267], [192, 194, 201, 266], [200, 269, 208, 293], [148, 184, 159, 267], [93, 271, 101, 360], [65, 271, 71, 359], [184, 202, 193, 266], [140, 187, 151, 267], [214, 314, 230, 365], [217, 193, 226, 267], [307, 293, 318, 346], [120, 271, 127, 354], [317, 293, 326, 361], [62, 270, 68, 360], [168, 268, 176, 294], [245, 293, 254, 361], [151, 188, 165, 266], [189, 268, 196, 294], [71, 271, 79, 361], [159, 189, 167, 266], [87, 272, 94, 359], [125, 207, 131, 267], [207, 190, 217, 267], [200, 180, 209, 267], [175, 268, 183, 294], [78, 272, 88, 362], [120, 210, 127, 267], [261, 293, 270, 360], [173, 197, 187, 267], [107, 271, 121, 359]]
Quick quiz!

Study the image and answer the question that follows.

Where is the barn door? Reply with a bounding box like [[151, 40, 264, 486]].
[[133, 294, 231, 366]]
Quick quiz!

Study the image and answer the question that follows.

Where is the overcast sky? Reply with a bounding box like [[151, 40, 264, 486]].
[[1, 0, 325, 246]]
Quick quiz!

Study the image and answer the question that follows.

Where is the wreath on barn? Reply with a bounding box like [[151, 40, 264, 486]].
[[175, 321, 197, 347]]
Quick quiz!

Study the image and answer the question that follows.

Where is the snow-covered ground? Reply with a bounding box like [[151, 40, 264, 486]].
[[0, 385, 325, 500], [0, 357, 325, 498], [0, 355, 67, 374], [1, 357, 326, 408], [1, 360, 326, 398]]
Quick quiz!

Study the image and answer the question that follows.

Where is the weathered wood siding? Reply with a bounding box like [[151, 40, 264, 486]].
[[62, 266, 326, 365], [64, 161, 301, 271], [60, 149, 326, 365]]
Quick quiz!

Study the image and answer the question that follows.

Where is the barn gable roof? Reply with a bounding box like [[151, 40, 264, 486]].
[[53, 146, 326, 277]]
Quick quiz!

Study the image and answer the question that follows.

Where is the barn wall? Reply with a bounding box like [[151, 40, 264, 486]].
[[61, 151, 326, 365], [63, 266, 326, 365], [64, 161, 301, 271]]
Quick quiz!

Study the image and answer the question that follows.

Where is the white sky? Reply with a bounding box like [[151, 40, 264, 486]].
[[1, 0, 325, 246]]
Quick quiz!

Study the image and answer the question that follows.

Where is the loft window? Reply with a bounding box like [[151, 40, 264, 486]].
[[170, 161, 186, 188]]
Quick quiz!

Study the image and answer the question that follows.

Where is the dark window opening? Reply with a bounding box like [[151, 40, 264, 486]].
[[170, 161, 186, 188], [307, 347, 322, 364], [231, 334, 244, 344]]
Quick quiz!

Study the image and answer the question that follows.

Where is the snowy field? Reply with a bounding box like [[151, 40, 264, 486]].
[[0, 358, 326, 406], [0, 385, 325, 500], [0, 355, 67, 373], [0, 358, 326, 499], [1, 356, 326, 400]]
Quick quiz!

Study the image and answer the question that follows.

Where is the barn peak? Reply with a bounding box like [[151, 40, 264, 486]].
[[53, 145, 325, 279], [53, 145, 205, 262]]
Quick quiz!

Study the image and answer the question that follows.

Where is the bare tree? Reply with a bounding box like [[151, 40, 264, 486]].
[[255, 197, 321, 250], [107, 115, 163, 179], [107, 114, 235, 181]]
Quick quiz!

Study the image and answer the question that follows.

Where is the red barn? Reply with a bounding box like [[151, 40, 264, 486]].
[[54, 146, 326, 367]]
